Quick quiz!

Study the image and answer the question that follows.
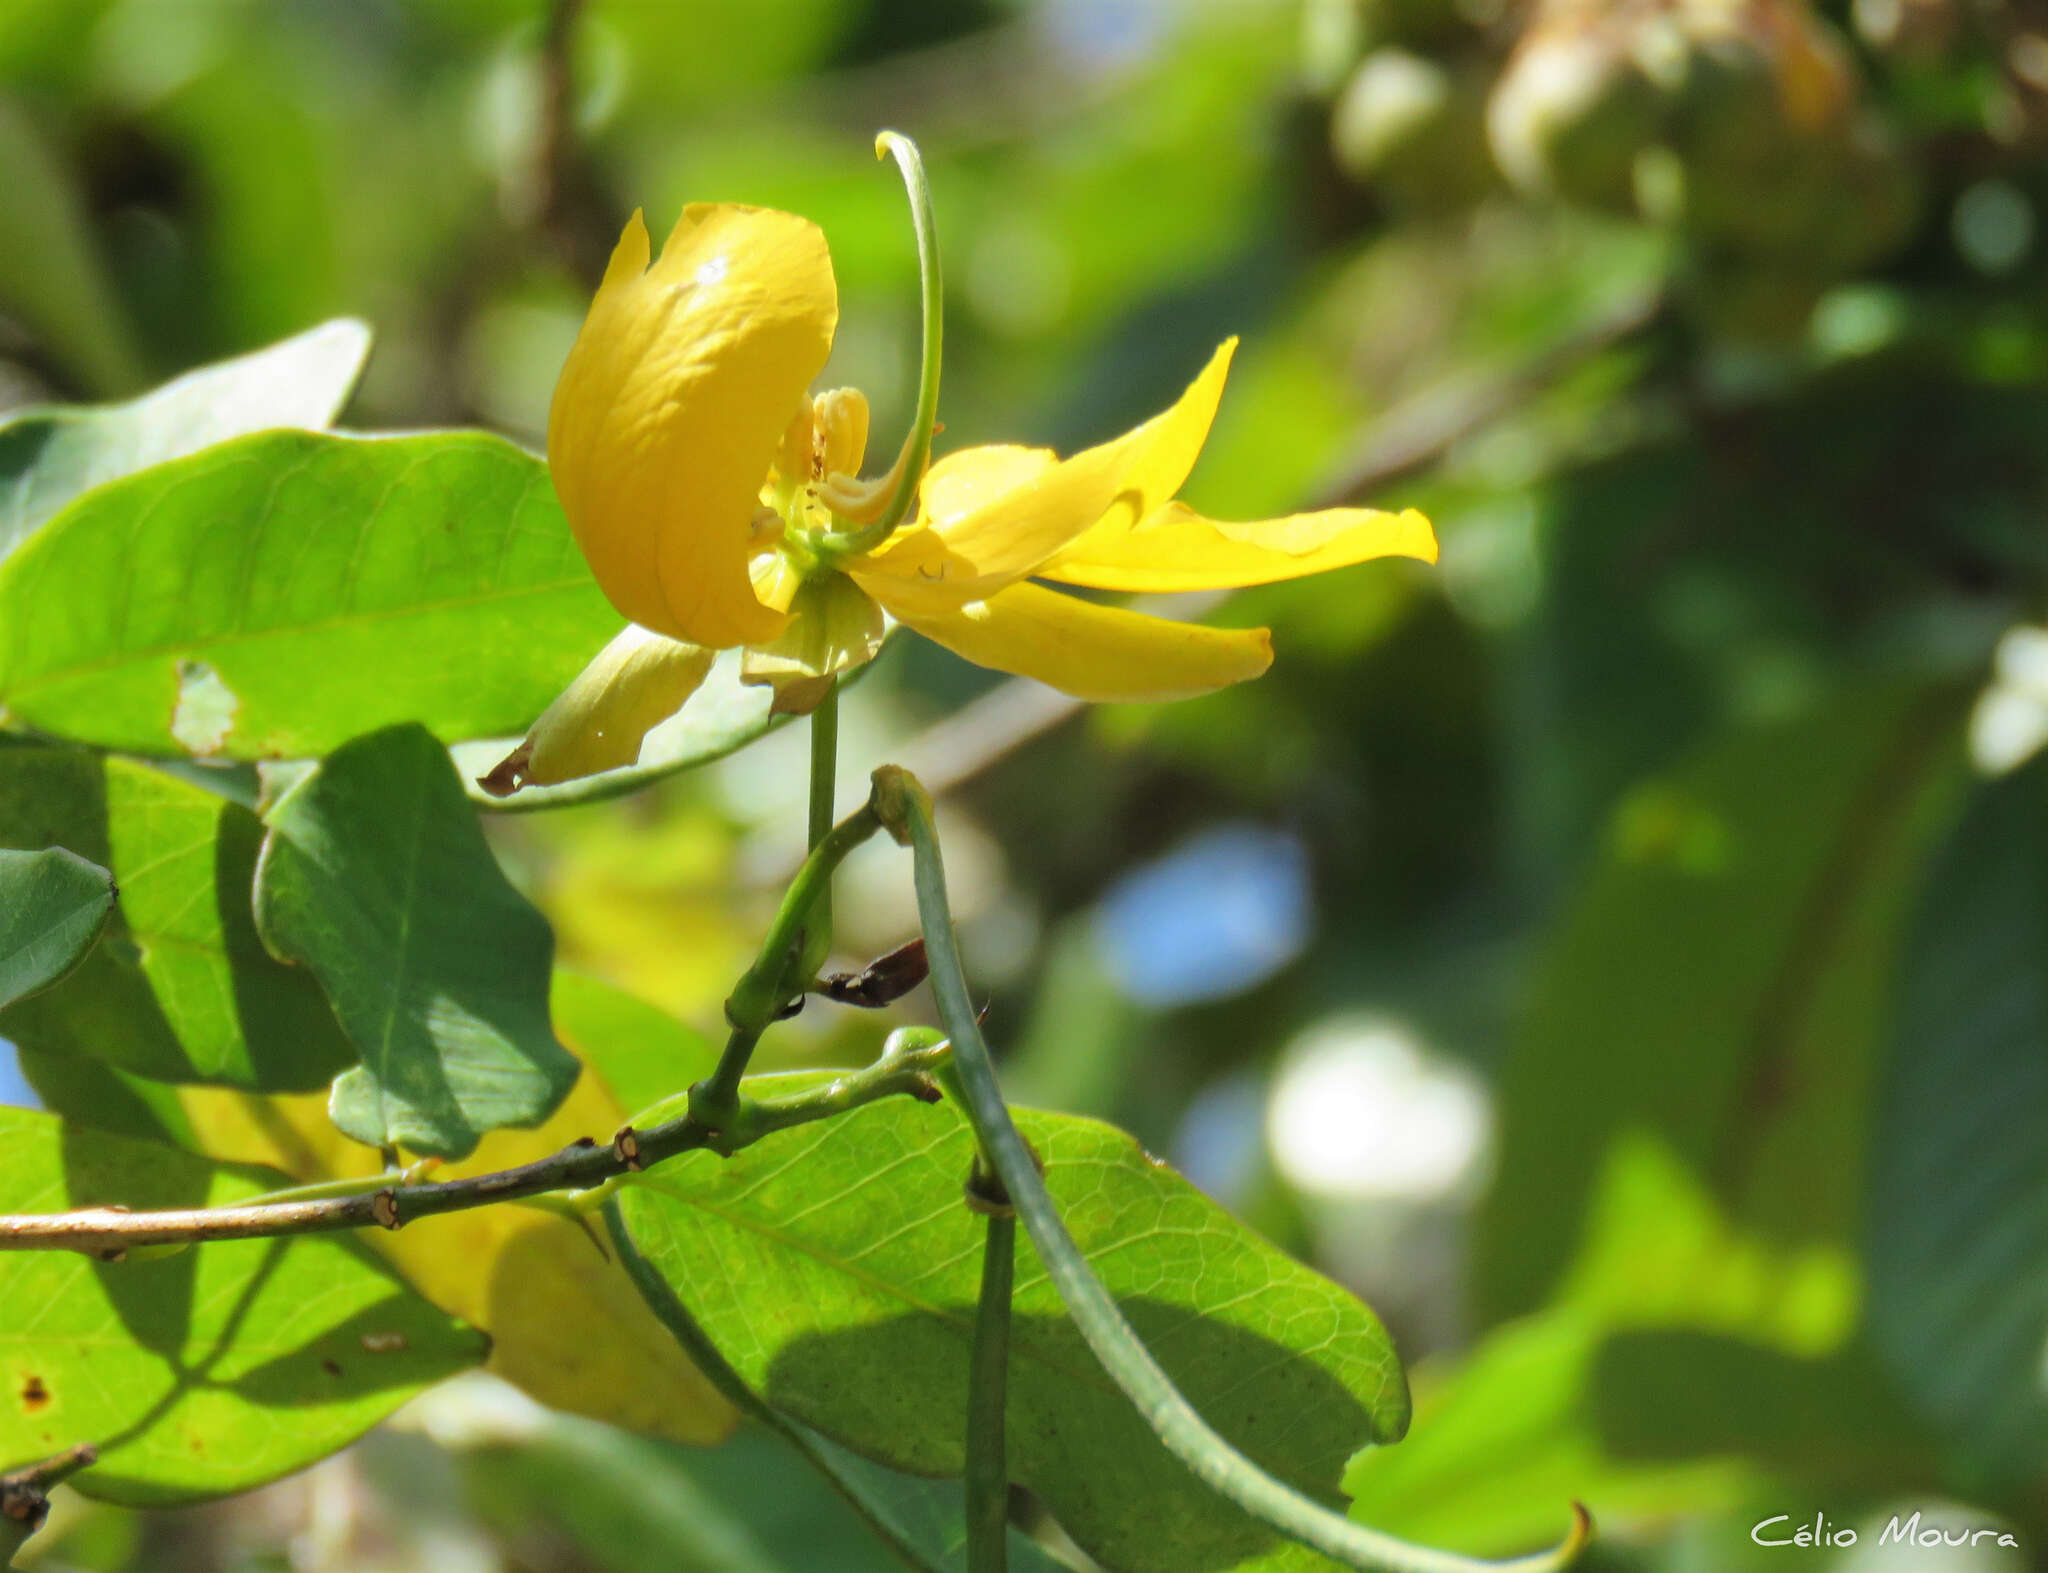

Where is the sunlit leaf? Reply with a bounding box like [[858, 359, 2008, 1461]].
[[124, 970, 741, 1448], [0, 846, 112, 1009], [1870, 756, 2048, 1479], [254, 724, 578, 1158], [0, 1106, 485, 1506], [0, 745, 353, 1089], [0, 318, 371, 563], [0, 429, 617, 759], [615, 1085, 1408, 1573]]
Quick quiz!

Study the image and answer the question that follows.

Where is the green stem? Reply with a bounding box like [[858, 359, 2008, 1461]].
[[809, 675, 840, 852], [966, 1210, 1015, 1573], [602, 1197, 964, 1573], [824, 132, 942, 558], [872, 766, 1593, 1573], [699, 779, 878, 1124]]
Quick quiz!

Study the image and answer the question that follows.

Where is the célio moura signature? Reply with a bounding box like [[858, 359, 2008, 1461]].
[[1751, 1511, 2021, 1551]]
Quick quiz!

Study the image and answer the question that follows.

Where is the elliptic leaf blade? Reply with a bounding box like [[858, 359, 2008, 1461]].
[[0, 846, 113, 1008], [254, 724, 580, 1158]]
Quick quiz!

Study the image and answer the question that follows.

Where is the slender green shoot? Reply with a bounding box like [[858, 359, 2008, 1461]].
[[873, 765, 1593, 1573]]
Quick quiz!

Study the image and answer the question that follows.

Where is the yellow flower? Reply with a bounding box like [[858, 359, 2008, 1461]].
[[483, 183, 1435, 797]]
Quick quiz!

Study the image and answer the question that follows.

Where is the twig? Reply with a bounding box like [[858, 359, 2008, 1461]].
[[0, 1039, 947, 1258], [697, 797, 885, 1123], [1305, 290, 1667, 511], [2, 1442, 98, 1560]]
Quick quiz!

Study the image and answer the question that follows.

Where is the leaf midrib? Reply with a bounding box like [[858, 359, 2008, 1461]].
[[637, 1171, 1345, 1492]]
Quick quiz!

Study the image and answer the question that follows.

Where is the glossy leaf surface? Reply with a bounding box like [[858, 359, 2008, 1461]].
[[0, 319, 370, 562], [0, 429, 616, 759]]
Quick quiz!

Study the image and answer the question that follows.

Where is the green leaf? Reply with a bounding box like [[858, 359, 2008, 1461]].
[[0, 99, 144, 402], [0, 1106, 485, 1506], [614, 1085, 1407, 1573], [458, 1412, 1069, 1573], [254, 723, 579, 1158], [1869, 757, 2048, 1480], [0, 318, 371, 564], [1475, 686, 1965, 1321], [0, 429, 617, 759], [0, 745, 353, 1089], [1344, 1312, 1753, 1558], [23, 969, 742, 1450], [1348, 1132, 1934, 1556], [0, 846, 113, 1008]]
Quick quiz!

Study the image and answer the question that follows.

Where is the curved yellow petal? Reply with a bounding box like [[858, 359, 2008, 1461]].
[[477, 625, 715, 797], [855, 340, 1236, 612], [862, 577, 1272, 702], [919, 444, 1058, 524], [1040, 502, 1438, 593], [548, 204, 838, 649]]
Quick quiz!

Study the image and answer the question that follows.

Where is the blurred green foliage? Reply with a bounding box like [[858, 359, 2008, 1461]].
[[4, 0, 2048, 1567]]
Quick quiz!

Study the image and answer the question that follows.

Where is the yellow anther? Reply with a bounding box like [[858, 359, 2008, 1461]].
[[812, 388, 871, 482]]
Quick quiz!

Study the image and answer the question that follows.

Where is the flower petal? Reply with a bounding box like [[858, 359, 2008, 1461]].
[[854, 339, 1236, 612], [477, 625, 715, 796], [548, 205, 837, 649], [1039, 502, 1438, 592], [864, 578, 1272, 702]]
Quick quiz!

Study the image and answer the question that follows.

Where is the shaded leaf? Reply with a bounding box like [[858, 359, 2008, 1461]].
[[0, 318, 371, 563], [615, 1085, 1408, 1573], [146, 969, 738, 1446], [254, 724, 578, 1158], [1349, 1132, 1933, 1555], [1476, 687, 1964, 1320], [1869, 757, 2048, 1480], [0, 429, 617, 759], [0, 1106, 485, 1506], [458, 1410, 1069, 1573], [1345, 1312, 1753, 1558], [0, 846, 112, 1008], [0, 99, 143, 402], [0, 745, 353, 1089]]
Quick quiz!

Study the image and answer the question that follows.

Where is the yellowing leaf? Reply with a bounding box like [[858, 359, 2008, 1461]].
[[174, 972, 734, 1446]]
